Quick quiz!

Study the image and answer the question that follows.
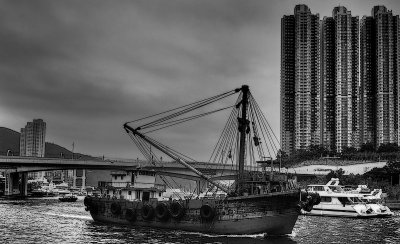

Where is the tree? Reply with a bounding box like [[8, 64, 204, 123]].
[[377, 143, 399, 153], [341, 173, 363, 185], [386, 161, 400, 173], [359, 143, 375, 152], [325, 168, 345, 182], [276, 149, 288, 161], [341, 146, 358, 155], [308, 144, 329, 158]]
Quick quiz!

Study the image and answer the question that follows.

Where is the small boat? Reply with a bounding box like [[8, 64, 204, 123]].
[[59, 194, 78, 202], [302, 178, 393, 218]]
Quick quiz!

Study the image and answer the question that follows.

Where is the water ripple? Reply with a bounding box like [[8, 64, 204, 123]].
[[1, 199, 399, 243]]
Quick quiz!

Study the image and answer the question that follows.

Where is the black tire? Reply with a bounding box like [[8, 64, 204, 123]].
[[141, 204, 155, 220], [155, 202, 170, 221], [170, 201, 185, 219], [90, 203, 98, 215], [300, 191, 309, 201], [110, 202, 122, 215], [84, 196, 91, 207], [100, 203, 106, 213], [304, 203, 313, 212], [125, 208, 137, 222], [200, 204, 215, 221], [312, 193, 321, 205]]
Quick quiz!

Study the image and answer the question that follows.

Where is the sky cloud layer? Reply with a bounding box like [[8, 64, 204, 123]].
[[1, 0, 400, 160]]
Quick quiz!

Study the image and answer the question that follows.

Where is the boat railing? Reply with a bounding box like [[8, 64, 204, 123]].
[[98, 181, 166, 191], [98, 181, 128, 188]]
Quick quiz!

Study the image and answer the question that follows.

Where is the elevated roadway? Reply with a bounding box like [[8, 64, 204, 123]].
[[0, 156, 248, 175], [0, 156, 248, 197]]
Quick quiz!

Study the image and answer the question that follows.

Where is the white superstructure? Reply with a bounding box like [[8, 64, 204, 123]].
[[303, 178, 393, 217], [98, 169, 166, 202]]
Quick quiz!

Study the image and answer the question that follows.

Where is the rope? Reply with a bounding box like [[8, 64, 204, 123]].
[[123, 85, 282, 197]]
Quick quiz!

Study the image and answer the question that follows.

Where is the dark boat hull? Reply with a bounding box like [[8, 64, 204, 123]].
[[86, 190, 301, 235], [59, 197, 78, 202]]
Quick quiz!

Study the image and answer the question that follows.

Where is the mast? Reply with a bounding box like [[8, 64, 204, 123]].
[[238, 85, 249, 190], [123, 123, 229, 193]]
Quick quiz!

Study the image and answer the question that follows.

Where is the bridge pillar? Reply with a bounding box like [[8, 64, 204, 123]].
[[20, 172, 28, 197], [4, 172, 28, 197], [5, 172, 18, 196]]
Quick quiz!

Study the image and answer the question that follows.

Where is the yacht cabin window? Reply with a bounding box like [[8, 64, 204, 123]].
[[350, 197, 364, 203], [310, 186, 325, 191], [321, 196, 332, 202], [338, 197, 351, 206], [329, 186, 342, 192]]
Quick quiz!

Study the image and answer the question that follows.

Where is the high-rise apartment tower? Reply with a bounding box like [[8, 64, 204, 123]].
[[332, 6, 359, 153], [360, 6, 399, 148], [320, 17, 336, 152], [20, 119, 46, 157], [281, 4, 320, 154]]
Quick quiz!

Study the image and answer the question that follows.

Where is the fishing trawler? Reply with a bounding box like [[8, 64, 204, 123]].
[[84, 85, 319, 235]]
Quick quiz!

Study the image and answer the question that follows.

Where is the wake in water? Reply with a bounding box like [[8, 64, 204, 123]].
[[44, 212, 92, 221], [161, 229, 296, 244]]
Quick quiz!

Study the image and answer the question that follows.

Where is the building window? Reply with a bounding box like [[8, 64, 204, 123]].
[[128, 191, 132, 195]]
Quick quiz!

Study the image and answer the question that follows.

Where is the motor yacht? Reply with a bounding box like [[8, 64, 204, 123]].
[[302, 178, 393, 218]]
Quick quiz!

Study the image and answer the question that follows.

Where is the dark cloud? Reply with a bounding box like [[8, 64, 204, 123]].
[[1, 0, 400, 159]]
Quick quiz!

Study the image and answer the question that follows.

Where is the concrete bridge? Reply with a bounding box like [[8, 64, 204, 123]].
[[0, 156, 253, 197]]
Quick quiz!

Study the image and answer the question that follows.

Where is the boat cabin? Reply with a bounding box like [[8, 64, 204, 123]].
[[98, 169, 166, 202], [306, 184, 345, 193]]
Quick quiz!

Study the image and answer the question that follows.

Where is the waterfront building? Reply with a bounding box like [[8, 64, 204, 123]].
[[360, 6, 399, 148], [321, 7, 359, 153], [320, 17, 336, 152], [20, 119, 46, 157], [281, 14, 295, 155], [20, 119, 46, 180], [73, 169, 86, 190], [281, 5, 400, 155], [360, 15, 376, 146], [281, 4, 320, 154], [332, 6, 359, 153]]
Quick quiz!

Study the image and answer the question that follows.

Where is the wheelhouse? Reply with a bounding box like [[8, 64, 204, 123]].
[[98, 169, 166, 202]]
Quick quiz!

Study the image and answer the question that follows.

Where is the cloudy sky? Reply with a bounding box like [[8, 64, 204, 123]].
[[1, 0, 400, 160]]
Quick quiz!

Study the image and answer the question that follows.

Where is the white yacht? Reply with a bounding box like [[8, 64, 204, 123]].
[[302, 178, 393, 218]]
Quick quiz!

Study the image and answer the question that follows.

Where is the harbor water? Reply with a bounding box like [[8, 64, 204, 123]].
[[1, 198, 400, 244]]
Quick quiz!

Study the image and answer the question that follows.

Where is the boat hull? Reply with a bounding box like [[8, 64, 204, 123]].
[[87, 190, 301, 235], [302, 204, 393, 218], [91, 212, 298, 235], [59, 197, 78, 202]]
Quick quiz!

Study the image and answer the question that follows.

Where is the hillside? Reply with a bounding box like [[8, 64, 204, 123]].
[[0, 127, 96, 159], [0, 127, 20, 155], [45, 142, 97, 160]]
